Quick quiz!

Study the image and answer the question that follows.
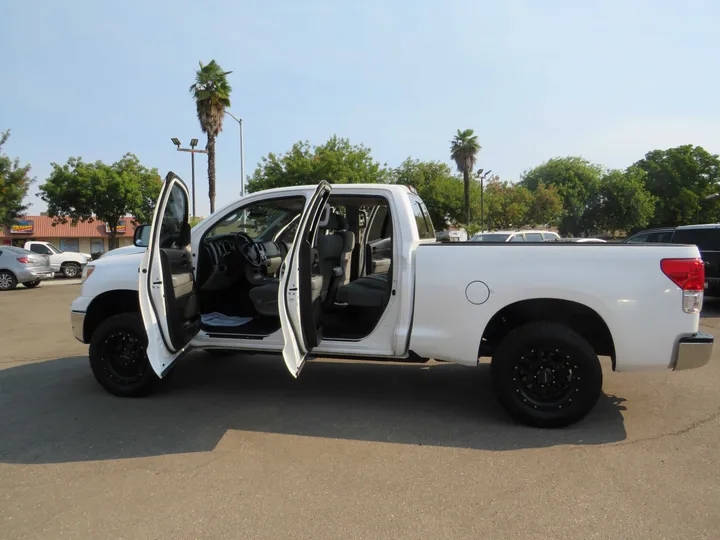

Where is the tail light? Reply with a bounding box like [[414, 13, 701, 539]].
[[16, 257, 30, 264], [661, 258, 705, 313]]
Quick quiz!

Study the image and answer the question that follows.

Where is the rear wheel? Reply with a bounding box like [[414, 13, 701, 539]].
[[491, 322, 603, 428], [0, 271, 17, 291], [62, 263, 81, 278], [22, 279, 41, 288], [89, 313, 158, 397]]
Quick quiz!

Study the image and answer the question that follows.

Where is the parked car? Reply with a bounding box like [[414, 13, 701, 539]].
[[624, 224, 720, 295], [436, 229, 468, 242], [469, 230, 561, 242], [70, 173, 713, 428], [0, 246, 54, 291], [546, 237, 607, 243], [23, 240, 90, 278]]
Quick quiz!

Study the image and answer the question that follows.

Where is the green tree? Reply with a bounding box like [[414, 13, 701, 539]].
[[483, 179, 532, 230], [39, 153, 162, 249], [190, 60, 232, 214], [526, 182, 564, 227], [521, 156, 604, 236], [632, 145, 720, 226], [450, 129, 481, 226], [392, 158, 464, 228], [0, 130, 33, 227], [587, 169, 656, 236], [247, 136, 389, 193]]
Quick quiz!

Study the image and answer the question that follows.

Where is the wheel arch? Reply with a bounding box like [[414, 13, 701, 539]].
[[84, 289, 140, 342], [479, 298, 616, 369]]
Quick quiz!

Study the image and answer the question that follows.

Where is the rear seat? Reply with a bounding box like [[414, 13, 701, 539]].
[[335, 272, 389, 308]]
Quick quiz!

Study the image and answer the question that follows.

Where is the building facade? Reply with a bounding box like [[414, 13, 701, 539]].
[[0, 216, 139, 255]]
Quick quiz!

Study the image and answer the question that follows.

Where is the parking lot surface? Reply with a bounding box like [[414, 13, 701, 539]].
[[1, 285, 720, 539]]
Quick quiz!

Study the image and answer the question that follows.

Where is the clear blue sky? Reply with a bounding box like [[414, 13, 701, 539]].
[[2, 0, 719, 217]]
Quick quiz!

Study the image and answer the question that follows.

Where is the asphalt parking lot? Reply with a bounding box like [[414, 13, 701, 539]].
[[1, 285, 720, 539]]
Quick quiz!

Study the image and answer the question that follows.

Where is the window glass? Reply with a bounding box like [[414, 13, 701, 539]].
[[525, 233, 543, 242], [626, 233, 649, 244], [91, 239, 105, 254], [542, 232, 559, 241], [208, 197, 306, 243], [510, 235, 524, 242], [405, 194, 434, 239], [60, 239, 79, 252], [159, 184, 189, 249], [29, 244, 52, 255], [673, 228, 720, 251], [471, 233, 510, 242]]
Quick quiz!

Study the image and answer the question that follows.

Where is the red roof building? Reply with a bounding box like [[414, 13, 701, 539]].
[[0, 216, 139, 254]]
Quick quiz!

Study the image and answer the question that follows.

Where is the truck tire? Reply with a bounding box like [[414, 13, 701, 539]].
[[22, 279, 41, 288], [89, 313, 158, 397], [62, 263, 81, 278], [0, 271, 17, 291], [491, 322, 603, 428]]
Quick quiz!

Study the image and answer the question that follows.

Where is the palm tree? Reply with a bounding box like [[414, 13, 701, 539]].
[[190, 60, 232, 213], [450, 129, 481, 226]]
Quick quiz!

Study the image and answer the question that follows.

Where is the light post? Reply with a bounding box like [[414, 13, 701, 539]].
[[475, 169, 492, 233], [171, 138, 207, 217], [224, 110, 245, 197]]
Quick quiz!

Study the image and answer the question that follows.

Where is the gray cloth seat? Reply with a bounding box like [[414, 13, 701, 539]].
[[249, 275, 323, 317], [336, 272, 389, 308], [316, 213, 354, 305]]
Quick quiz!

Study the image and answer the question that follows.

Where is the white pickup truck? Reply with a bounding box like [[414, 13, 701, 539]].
[[70, 173, 714, 428], [24, 240, 90, 278]]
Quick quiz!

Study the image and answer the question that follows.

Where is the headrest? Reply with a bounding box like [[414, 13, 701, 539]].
[[323, 212, 348, 231]]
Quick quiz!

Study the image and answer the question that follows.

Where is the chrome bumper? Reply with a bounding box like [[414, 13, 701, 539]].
[[672, 333, 714, 371], [71, 311, 86, 343]]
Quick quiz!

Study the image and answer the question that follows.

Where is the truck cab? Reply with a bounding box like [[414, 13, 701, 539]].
[[24, 240, 90, 278]]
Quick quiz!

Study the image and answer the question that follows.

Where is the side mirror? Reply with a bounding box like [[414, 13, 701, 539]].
[[134, 225, 151, 247]]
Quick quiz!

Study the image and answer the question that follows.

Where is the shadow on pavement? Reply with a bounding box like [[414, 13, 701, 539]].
[[701, 296, 720, 319], [0, 353, 627, 464]]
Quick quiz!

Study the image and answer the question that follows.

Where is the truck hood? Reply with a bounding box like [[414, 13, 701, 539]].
[[81, 251, 144, 297]]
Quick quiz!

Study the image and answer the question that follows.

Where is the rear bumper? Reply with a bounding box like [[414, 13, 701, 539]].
[[16, 267, 55, 282], [672, 333, 714, 370]]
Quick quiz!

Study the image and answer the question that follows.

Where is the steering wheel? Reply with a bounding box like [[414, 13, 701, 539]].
[[234, 232, 267, 268]]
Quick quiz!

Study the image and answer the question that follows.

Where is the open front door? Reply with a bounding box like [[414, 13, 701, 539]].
[[139, 172, 200, 378], [278, 181, 332, 377]]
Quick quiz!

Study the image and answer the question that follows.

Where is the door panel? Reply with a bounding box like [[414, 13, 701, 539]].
[[278, 182, 332, 377], [139, 173, 199, 377]]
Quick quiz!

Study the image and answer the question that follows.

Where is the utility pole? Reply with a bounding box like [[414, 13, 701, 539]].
[[224, 111, 245, 197], [171, 138, 207, 217]]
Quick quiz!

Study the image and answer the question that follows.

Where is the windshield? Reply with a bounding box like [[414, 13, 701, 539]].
[[470, 234, 510, 242], [46, 243, 62, 254]]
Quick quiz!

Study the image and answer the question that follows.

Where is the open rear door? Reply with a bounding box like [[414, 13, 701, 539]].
[[139, 172, 200, 378], [278, 181, 332, 377]]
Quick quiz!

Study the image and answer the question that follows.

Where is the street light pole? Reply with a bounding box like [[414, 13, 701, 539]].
[[476, 169, 492, 232], [171, 138, 207, 217], [224, 110, 245, 197]]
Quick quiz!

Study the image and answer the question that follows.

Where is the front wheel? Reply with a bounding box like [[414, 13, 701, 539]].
[[62, 263, 81, 278], [22, 279, 41, 288], [491, 322, 603, 428], [89, 313, 158, 397]]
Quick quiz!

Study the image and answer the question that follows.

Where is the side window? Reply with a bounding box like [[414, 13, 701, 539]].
[[160, 184, 189, 249], [627, 233, 650, 244], [657, 232, 674, 243], [510, 234, 524, 242], [29, 244, 52, 255], [673, 228, 720, 250], [525, 233, 543, 242], [409, 195, 435, 240], [542, 232, 559, 241]]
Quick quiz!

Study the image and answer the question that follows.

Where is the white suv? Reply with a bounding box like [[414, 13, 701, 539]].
[[469, 230, 560, 242]]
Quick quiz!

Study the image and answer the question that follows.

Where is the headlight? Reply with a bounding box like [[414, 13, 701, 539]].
[[81, 264, 95, 283]]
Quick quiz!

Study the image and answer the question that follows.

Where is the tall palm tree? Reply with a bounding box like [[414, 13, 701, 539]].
[[190, 60, 232, 213], [450, 129, 481, 226]]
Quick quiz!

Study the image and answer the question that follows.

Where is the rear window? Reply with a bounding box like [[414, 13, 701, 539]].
[[525, 233, 543, 242], [673, 228, 720, 251]]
